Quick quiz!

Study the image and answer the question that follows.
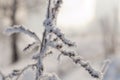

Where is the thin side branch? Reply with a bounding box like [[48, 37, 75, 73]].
[[16, 64, 36, 80], [100, 59, 111, 79], [4, 64, 36, 80], [6, 25, 41, 43]]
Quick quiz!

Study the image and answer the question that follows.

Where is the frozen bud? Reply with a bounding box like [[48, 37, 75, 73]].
[[10, 69, 21, 77], [43, 19, 52, 26], [75, 58, 80, 64], [13, 70, 20, 73], [56, 44, 62, 49], [53, 38, 58, 41], [61, 51, 75, 57], [50, 29, 53, 32], [82, 62, 89, 68]]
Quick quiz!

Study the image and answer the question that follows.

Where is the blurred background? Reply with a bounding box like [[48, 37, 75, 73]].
[[0, 0, 120, 80]]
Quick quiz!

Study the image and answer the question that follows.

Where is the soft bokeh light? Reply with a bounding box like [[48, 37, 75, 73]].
[[57, 0, 96, 31]]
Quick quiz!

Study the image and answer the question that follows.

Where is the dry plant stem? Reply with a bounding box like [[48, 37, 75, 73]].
[[5, 26, 41, 80], [11, 0, 19, 63], [48, 42, 110, 79], [1, 0, 110, 80], [57, 49, 101, 78], [35, 0, 53, 79], [100, 60, 111, 80], [16, 64, 36, 80], [44, 0, 104, 79], [101, 60, 110, 74], [35, 0, 60, 79], [36, 30, 47, 80], [3, 64, 36, 80], [6, 26, 41, 43]]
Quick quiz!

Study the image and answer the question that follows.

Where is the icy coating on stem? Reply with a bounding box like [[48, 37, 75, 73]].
[[0, 0, 110, 80]]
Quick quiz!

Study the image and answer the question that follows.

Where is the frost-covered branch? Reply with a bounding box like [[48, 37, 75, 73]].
[[3, 0, 110, 80], [49, 44, 102, 78], [6, 25, 41, 52], [71, 55, 102, 78], [6, 25, 41, 43], [43, 0, 110, 79], [48, 41, 110, 79], [4, 64, 36, 80], [43, 0, 74, 47], [52, 27, 75, 46], [16, 64, 36, 80], [23, 42, 40, 52]]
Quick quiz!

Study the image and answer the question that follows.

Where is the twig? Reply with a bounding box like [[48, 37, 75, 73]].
[[16, 64, 36, 80], [6, 25, 41, 43], [4, 64, 36, 80], [48, 41, 110, 79], [100, 59, 111, 80]]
